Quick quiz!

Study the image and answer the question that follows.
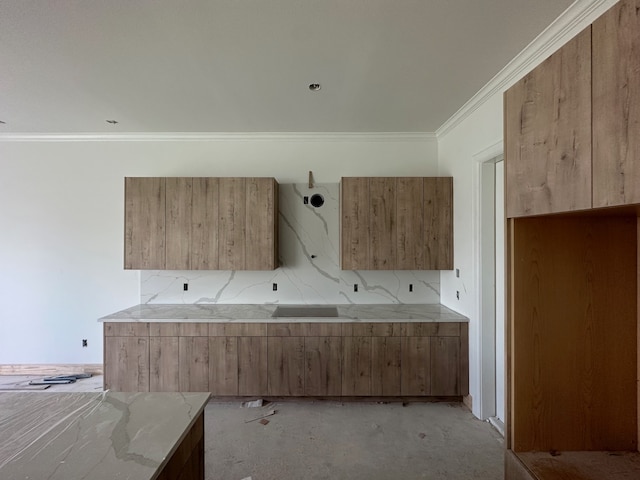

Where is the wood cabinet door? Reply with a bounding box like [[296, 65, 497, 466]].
[[369, 177, 396, 269], [191, 178, 219, 269], [268, 337, 305, 395], [504, 28, 592, 217], [401, 337, 430, 395], [430, 337, 460, 395], [104, 337, 150, 391], [179, 337, 209, 392], [423, 177, 453, 270], [218, 178, 246, 270], [209, 337, 238, 395], [342, 337, 372, 395], [150, 337, 180, 392], [592, 0, 640, 207], [165, 177, 192, 270], [396, 178, 424, 269], [341, 178, 370, 269], [238, 337, 268, 396], [124, 177, 165, 269], [245, 178, 278, 270], [304, 337, 342, 396], [371, 337, 401, 396]]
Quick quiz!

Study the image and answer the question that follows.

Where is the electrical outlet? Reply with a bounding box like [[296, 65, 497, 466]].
[[456, 291, 460, 300], [183, 283, 188, 291], [303, 196, 309, 204], [82, 339, 88, 347], [409, 284, 413, 292], [354, 284, 358, 292], [456, 269, 460, 278], [272, 283, 278, 291]]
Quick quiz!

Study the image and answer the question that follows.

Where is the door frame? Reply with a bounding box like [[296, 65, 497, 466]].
[[472, 139, 503, 422]]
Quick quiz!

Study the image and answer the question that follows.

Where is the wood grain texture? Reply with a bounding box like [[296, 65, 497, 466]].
[[593, 0, 640, 207], [342, 337, 372, 395], [218, 177, 246, 270], [209, 337, 238, 395], [238, 337, 268, 396], [124, 177, 165, 269], [396, 177, 424, 269], [245, 178, 278, 270], [150, 337, 180, 392], [149, 323, 180, 337], [104, 337, 149, 392], [304, 337, 342, 396], [504, 28, 592, 217], [179, 337, 209, 392], [371, 337, 401, 396], [342, 322, 394, 337], [430, 336, 459, 395], [210, 323, 267, 337], [341, 178, 369, 269], [268, 337, 305, 395], [165, 177, 192, 270], [191, 177, 219, 270], [401, 337, 430, 395], [179, 323, 209, 337], [398, 322, 460, 337], [423, 177, 453, 269], [516, 451, 640, 480], [369, 177, 396, 269], [104, 322, 149, 337], [510, 216, 637, 452]]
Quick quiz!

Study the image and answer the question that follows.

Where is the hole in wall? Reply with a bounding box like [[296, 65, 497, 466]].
[[310, 194, 324, 208]]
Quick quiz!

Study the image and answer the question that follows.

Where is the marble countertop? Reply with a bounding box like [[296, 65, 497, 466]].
[[0, 391, 210, 480], [99, 303, 468, 323]]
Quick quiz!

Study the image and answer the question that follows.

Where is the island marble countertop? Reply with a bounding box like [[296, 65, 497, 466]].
[[0, 391, 210, 480], [99, 303, 468, 323]]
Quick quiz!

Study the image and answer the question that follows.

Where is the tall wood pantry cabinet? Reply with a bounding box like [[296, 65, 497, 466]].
[[504, 1, 640, 479], [124, 177, 279, 270], [340, 177, 453, 270]]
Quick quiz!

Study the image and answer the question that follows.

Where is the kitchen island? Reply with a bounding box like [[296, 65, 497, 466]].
[[0, 391, 210, 480], [100, 304, 469, 398]]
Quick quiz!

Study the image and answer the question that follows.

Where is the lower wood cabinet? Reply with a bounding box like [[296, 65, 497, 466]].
[[104, 321, 468, 397]]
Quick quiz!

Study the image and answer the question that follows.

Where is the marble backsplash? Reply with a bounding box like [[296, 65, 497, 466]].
[[141, 183, 440, 305]]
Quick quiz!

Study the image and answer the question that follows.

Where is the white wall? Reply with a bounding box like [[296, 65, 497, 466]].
[[0, 137, 438, 364]]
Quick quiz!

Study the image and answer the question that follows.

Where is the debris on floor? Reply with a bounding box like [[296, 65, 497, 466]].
[[259, 419, 270, 426], [241, 399, 263, 408], [28, 373, 92, 386], [419, 433, 426, 439], [245, 409, 276, 423]]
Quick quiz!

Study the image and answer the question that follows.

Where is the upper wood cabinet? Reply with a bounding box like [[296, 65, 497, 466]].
[[504, 27, 592, 218], [592, 0, 640, 208], [340, 177, 453, 270], [124, 177, 166, 270], [124, 177, 278, 270]]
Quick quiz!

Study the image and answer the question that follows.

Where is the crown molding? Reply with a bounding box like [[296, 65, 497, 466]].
[[0, 131, 436, 143], [436, 0, 620, 139]]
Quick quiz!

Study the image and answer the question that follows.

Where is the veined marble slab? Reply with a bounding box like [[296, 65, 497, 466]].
[[99, 303, 468, 323], [0, 391, 210, 480]]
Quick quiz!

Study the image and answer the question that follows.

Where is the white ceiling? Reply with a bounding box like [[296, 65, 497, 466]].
[[0, 0, 574, 134]]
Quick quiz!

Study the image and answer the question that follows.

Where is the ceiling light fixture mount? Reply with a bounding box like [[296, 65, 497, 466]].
[[308, 83, 321, 91], [106, 119, 119, 125]]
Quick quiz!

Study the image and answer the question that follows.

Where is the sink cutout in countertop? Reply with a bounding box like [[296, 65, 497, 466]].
[[272, 306, 339, 318]]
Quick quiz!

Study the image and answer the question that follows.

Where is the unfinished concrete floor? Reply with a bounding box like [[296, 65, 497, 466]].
[[205, 400, 504, 480], [0, 376, 504, 479]]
